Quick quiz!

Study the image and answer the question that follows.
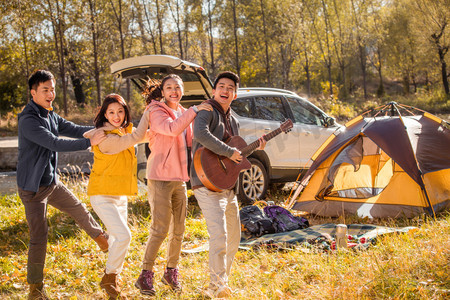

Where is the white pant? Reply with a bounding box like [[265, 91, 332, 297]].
[[90, 195, 131, 274], [194, 187, 241, 288]]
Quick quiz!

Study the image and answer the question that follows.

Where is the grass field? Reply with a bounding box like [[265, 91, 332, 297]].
[[0, 175, 449, 299]]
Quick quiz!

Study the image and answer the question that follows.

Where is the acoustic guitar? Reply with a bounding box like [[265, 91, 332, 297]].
[[194, 119, 293, 192]]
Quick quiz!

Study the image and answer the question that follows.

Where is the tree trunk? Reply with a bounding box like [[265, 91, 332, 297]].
[[20, 26, 30, 100], [439, 52, 449, 95], [280, 46, 286, 89], [339, 64, 348, 99], [47, 0, 68, 116], [169, 0, 184, 59], [71, 76, 85, 106], [403, 74, 410, 95], [432, 35, 449, 94], [183, 5, 189, 60], [332, 0, 347, 98], [67, 56, 85, 106], [304, 49, 311, 97], [320, 0, 333, 96], [327, 59, 333, 96], [156, 0, 164, 54], [88, 0, 101, 105], [260, 0, 270, 86], [358, 43, 368, 99], [231, 0, 240, 77], [142, 0, 158, 54], [376, 47, 384, 97], [110, 0, 130, 101], [207, 0, 216, 76]]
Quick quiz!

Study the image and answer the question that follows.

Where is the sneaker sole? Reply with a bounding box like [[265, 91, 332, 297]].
[[134, 282, 156, 296]]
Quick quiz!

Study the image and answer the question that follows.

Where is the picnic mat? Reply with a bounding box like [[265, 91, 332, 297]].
[[181, 223, 417, 253]]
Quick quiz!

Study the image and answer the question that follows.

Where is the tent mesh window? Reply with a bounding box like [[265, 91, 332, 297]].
[[316, 135, 393, 200]]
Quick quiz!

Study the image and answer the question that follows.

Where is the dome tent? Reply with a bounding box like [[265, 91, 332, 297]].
[[288, 102, 450, 218]]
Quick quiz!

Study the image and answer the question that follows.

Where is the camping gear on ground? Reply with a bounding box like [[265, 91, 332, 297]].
[[335, 224, 348, 249], [263, 205, 309, 232], [182, 223, 417, 253], [288, 102, 450, 218], [239, 205, 276, 237], [238, 223, 417, 251]]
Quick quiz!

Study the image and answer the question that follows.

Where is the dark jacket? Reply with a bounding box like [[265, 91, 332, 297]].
[[189, 103, 239, 188], [17, 100, 92, 192]]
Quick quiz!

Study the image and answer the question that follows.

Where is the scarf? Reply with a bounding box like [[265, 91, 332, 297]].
[[205, 99, 234, 141]]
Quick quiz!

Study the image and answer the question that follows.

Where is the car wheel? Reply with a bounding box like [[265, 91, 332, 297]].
[[238, 158, 269, 204]]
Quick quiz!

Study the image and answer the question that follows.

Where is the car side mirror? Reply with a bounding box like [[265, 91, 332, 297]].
[[323, 116, 335, 127]]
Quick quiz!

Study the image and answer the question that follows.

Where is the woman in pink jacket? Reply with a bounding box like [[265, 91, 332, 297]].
[[135, 74, 211, 296]]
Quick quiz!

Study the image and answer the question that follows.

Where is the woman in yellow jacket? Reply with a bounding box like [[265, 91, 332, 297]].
[[84, 94, 149, 299]]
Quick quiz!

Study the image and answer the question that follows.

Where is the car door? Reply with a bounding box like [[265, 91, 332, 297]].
[[250, 95, 299, 168], [285, 96, 337, 166]]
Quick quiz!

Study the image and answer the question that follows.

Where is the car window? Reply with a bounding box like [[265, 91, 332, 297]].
[[286, 96, 323, 126], [231, 97, 254, 118], [253, 96, 288, 121]]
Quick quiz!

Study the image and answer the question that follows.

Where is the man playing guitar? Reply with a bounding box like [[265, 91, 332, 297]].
[[190, 71, 265, 298]]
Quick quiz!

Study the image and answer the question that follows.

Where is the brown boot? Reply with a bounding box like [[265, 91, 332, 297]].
[[100, 272, 121, 299], [94, 231, 109, 253], [28, 282, 49, 300]]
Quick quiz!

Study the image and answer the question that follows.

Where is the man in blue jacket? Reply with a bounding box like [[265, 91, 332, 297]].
[[17, 70, 108, 299]]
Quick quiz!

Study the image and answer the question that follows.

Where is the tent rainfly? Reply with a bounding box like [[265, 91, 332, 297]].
[[289, 102, 450, 218]]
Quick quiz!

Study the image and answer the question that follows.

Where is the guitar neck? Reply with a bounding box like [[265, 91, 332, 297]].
[[241, 127, 283, 157]]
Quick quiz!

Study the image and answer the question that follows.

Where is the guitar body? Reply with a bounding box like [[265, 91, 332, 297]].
[[194, 119, 293, 193], [194, 136, 251, 192]]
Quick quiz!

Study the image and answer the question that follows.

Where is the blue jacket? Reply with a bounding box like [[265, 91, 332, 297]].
[[17, 100, 92, 192]]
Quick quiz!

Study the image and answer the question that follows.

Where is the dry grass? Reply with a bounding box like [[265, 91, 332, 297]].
[[0, 174, 449, 299]]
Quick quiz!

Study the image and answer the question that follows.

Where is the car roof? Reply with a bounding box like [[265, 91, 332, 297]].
[[237, 88, 298, 98], [238, 87, 297, 96], [237, 88, 330, 117]]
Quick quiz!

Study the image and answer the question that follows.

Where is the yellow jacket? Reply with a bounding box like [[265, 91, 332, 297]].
[[87, 123, 139, 196], [85, 111, 150, 196]]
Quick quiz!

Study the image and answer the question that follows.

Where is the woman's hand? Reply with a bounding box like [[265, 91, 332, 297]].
[[90, 130, 106, 146], [196, 103, 213, 111]]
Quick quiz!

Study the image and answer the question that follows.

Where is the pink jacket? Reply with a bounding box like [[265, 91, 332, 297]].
[[146, 101, 197, 182]]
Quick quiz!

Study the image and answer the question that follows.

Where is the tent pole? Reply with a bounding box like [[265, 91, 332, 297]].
[[422, 186, 437, 220]]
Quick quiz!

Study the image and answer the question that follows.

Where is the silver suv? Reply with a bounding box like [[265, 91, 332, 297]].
[[111, 55, 339, 203]]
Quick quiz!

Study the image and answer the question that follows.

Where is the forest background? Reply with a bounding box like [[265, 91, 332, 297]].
[[0, 0, 449, 126]]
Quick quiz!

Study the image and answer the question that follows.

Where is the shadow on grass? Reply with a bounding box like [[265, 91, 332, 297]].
[[0, 205, 107, 256], [1, 194, 203, 257], [1, 217, 84, 257]]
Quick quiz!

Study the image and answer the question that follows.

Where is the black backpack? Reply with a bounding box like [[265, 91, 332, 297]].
[[263, 205, 309, 233], [239, 205, 276, 237]]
